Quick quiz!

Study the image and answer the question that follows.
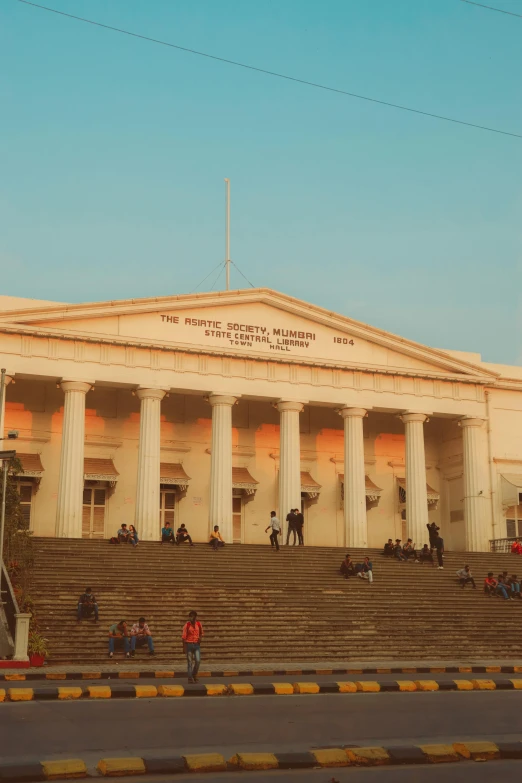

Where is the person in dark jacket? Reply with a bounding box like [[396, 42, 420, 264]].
[[427, 522, 440, 550], [294, 509, 305, 545], [434, 534, 444, 568]]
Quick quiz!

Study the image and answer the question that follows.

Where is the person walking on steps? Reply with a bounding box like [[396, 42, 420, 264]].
[[286, 509, 297, 546], [434, 533, 444, 569], [295, 508, 305, 545], [182, 610, 204, 683], [265, 511, 281, 551]]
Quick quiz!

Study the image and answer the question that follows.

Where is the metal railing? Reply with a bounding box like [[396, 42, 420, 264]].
[[1, 562, 19, 641], [490, 538, 518, 554]]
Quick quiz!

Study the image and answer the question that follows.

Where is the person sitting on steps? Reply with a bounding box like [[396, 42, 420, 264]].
[[456, 565, 476, 589], [340, 554, 356, 579], [511, 538, 522, 555], [130, 616, 155, 656], [209, 525, 225, 551], [419, 544, 434, 565], [484, 572, 498, 597], [507, 574, 521, 598], [108, 619, 130, 658], [117, 523, 130, 543], [497, 574, 514, 600], [161, 521, 175, 544], [402, 539, 419, 562], [128, 524, 139, 547], [383, 539, 394, 557], [77, 586, 99, 622], [394, 539, 407, 561], [355, 556, 373, 583], [176, 523, 194, 546]]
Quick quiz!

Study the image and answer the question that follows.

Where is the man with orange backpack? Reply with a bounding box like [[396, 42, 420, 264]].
[[182, 610, 204, 683]]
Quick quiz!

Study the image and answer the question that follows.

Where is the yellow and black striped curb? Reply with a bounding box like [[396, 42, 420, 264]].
[[2, 678, 522, 701], [3, 741, 522, 779], [3, 663, 520, 681]]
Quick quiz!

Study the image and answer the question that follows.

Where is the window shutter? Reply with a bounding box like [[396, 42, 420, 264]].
[[82, 505, 91, 538], [92, 506, 105, 538], [507, 519, 516, 538], [93, 489, 106, 507]]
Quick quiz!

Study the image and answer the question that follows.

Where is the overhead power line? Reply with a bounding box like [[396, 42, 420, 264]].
[[17, 0, 522, 140], [460, 0, 522, 19]]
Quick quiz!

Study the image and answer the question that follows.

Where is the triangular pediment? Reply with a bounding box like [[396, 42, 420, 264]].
[[0, 288, 497, 380]]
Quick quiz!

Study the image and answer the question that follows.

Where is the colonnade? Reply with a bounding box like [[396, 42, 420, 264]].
[[46, 381, 490, 550]]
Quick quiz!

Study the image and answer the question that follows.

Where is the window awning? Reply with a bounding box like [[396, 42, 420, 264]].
[[397, 478, 440, 508], [233, 467, 259, 495], [339, 474, 383, 508], [84, 458, 119, 486], [160, 462, 190, 490], [301, 471, 321, 499], [14, 453, 44, 481], [501, 474, 522, 509]]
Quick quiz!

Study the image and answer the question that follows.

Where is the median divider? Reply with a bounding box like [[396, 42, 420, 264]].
[[2, 741, 522, 779], [4, 663, 522, 682], [3, 678, 522, 702]]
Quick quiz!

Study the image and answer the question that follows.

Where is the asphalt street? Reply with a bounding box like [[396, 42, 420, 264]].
[[1, 690, 522, 763]]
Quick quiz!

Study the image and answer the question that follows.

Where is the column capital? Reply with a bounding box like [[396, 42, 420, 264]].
[[400, 411, 430, 424], [339, 406, 369, 419], [135, 387, 168, 402], [59, 380, 93, 394], [208, 393, 239, 407], [459, 416, 486, 428], [276, 400, 305, 414]]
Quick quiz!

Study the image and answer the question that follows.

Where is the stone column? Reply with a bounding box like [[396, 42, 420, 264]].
[[208, 394, 238, 542], [340, 407, 368, 547], [0, 374, 14, 438], [400, 412, 429, 548], [135, 388, 167, 541], [460, 417, 489, 551], [276, 400, 304, 537], [13, 613, 31, 661], [56, 381, 92, 538]]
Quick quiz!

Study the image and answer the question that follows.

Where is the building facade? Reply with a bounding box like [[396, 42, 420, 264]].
[[0, 288, 521, 552]]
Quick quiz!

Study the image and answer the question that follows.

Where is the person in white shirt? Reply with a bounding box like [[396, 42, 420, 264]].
[[265, 511, 281, 551], [130, 617, 155, 656]]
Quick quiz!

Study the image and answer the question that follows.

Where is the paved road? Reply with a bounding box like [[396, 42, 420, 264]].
[[2, 690, 522, 763], [95, 763, 522, 783]]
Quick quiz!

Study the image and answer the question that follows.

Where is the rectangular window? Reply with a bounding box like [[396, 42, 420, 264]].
[[82, 487, 106, 539], [16, 482, 33, 528], [507, 519, 517, 539]]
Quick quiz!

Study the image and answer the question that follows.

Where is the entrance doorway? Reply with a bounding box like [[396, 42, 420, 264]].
[[232, 493, 243, 543], [82, 487, 106, 539], [159, 488, 176, 534]]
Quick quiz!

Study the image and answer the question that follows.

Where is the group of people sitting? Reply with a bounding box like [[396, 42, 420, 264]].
[[511, 539, 522, 555], [483, 571, 521, 600], [77, 589, 155, 658], [109, 521, 226, 550], [340, 554, 373, 583], [382, 523, 445, 568]]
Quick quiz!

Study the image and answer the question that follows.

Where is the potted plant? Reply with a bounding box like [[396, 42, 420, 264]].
[[28, 631, 49, 667]]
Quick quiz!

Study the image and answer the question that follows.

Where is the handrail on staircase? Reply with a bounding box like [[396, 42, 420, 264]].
[[1, 561, 19, 640]]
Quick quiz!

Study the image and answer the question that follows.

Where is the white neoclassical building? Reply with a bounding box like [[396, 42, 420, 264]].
[[0, 287, 521, 552]]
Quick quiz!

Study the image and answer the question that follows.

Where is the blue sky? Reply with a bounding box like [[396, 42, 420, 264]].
[[1, 0, 520, 363]]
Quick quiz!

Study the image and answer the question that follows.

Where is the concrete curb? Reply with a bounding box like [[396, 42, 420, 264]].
[[2, 678, 522, 702], [3, 663, 521, 681], [1, 741, 522, 779]]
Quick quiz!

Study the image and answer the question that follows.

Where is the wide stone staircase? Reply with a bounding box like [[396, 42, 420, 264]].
[[31, 538, 522, 664]]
